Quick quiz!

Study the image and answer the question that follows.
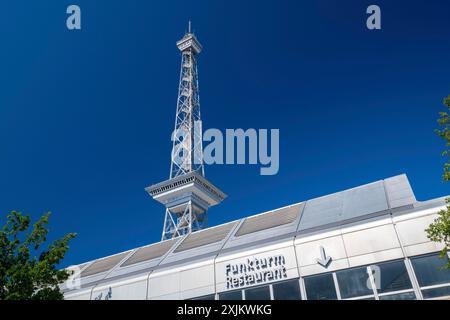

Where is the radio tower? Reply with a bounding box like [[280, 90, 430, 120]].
[[146, 22, 226, 241], [170, 20, 204, 179]]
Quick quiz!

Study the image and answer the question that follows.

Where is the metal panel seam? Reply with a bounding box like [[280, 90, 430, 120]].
[[102, 249, 138, 280], [293, 202, 307, 299], [384, 178, 423, 300], [153, 235, 187, 268], [213, 218, 246, 297]]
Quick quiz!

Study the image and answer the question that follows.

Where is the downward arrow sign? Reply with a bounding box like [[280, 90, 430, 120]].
[[316, 246, 332, 268]]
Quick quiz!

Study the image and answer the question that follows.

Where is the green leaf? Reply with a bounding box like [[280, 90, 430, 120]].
[[0, 211, 76, 300]]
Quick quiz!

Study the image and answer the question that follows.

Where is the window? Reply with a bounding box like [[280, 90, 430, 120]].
[[304, 260, 416, 300], [410, 253, 450, 300], [245, 285, 271, 300], [373, 260, 412, 294], [421, 286, 450, 299], [304, 273, 337, 300], [219, 290, 242, 300], [378, 292, 416, 300], [336, 266, 373, 299], [272, 279, 301, 300], [190, 294, 216, 300], [411, 253, 450, 287]]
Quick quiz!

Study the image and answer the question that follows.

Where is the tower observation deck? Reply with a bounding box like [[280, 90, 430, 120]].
[[146, 22, 226, 241]]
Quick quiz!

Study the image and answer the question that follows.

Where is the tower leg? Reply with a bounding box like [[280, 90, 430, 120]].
[[161, 199, 210, 241]]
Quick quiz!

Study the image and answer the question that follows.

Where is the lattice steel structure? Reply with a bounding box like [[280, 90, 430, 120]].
[[146, 23, 226, 241], [170, 21, 204, 179]]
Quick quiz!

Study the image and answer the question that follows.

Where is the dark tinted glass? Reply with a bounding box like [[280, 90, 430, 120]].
[[304, 273, 337, 300], [373, 260, 412, 293], [411, 253, 450, 287], [379, 292, 416, 300], [336, 266, 373, 298], [191, 294, 216, 300], [422, 286, 450, 299], [219, 290, 242, 300], [245, 285, 271, 300], [272, 279, 301, 300]]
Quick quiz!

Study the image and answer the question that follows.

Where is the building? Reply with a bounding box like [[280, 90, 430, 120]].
[[62, 174, 450, 300], [61, 26, 450, 300]]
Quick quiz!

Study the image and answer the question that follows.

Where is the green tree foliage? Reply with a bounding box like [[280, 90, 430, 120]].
[[0, 211, 76, 300], [426, 95, 450, 268]]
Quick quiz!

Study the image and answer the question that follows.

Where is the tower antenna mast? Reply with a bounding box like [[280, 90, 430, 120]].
[[146, 23, 226, 241]]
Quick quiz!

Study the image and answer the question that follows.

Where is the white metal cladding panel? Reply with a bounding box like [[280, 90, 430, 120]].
[[174, 222, 236, 252], [181, 286, 215, 300], [342, 224, 401, 257], [179, 264, 215, 291], [384, 174, 416, 208], [298, 181, 388, 231], [298, 193, 343, 230], [64, 289, 92, 300], [149, 292, 181, 300], [148, 272, 180, 298], [106, 258, 159, 279], [81, 251, 131, 277], [295, 234, 348, 267], [300, 258, 350, 277], [395, 213, 439, 246], [91, 279, 148, 300], [403, 241, 444, 257], [79, 273, 110, 288], [341, 181, 388, 220], [347, 248, 404, 267], [215, 246, 299, 293], [121, 239, 177, 267], [234, 204, 301, 237]]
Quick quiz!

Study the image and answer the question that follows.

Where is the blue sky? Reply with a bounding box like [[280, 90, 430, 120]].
[[1, 0, 449, 267]]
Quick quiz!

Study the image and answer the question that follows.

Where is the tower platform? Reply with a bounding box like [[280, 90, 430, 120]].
[[146, 171, 226, 213], [146, 171, 226, 239]]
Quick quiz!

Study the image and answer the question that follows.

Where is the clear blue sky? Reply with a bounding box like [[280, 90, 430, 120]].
[[1, 0, 449, 267]]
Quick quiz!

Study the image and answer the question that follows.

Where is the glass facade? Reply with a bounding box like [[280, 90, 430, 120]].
[[218, 280, 302, 300], [190, 294, 216, 300], [272, 279, 301, 300], [304, 273, 337, 300], [211, 252, 450, 300], [219, 290, 242, 300], [245, 285, 271, 300], [336, 266, 373, 298], [411, 253, 450, 299], [374, 260, 412, 294], [378, 292, 416, 300], [411, 253, 450, 287], [421, 286, 450, 299]]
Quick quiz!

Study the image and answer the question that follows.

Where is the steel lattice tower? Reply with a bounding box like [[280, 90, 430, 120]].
[[146, 23, 226, 241], [170, 21, 204, 179]]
